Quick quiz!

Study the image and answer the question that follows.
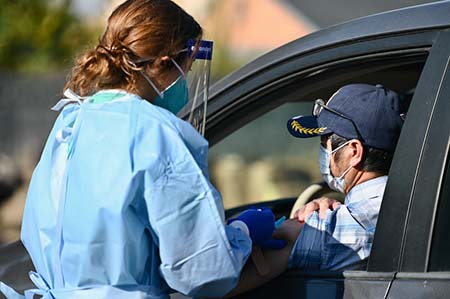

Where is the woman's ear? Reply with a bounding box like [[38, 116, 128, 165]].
[[145, 55, 171, 77]]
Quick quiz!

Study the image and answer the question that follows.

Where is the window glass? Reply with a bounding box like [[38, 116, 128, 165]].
[[209, 102, 321, 209], [429, 151, 450, 271]]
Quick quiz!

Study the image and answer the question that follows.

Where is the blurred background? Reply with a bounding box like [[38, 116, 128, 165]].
[[0, 0, 440, 244]]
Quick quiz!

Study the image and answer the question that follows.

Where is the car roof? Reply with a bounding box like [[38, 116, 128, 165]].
[[210, 0, 450, 97]]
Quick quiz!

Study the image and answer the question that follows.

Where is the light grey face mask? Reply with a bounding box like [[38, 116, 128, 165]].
[[318, 141, 352, 193]]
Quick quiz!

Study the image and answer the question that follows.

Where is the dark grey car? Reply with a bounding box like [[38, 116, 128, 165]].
[[2, 1, 450, 298]]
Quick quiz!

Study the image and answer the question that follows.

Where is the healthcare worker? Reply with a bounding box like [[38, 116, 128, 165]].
[[0, 1, 286, 299]]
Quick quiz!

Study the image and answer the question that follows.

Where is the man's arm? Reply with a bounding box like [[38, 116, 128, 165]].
[[222, 199, 339, 298], [223, 219, 303, 298]]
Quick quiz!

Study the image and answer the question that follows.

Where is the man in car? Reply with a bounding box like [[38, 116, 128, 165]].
[[285, 83, 404, 270], [225, 83, 405, 296]]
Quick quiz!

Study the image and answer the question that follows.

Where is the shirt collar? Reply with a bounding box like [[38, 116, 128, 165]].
[[345, 175, 388, 231]]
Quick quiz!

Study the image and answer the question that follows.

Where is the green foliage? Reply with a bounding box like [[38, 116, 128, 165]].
[[0, 0, 99, 74]]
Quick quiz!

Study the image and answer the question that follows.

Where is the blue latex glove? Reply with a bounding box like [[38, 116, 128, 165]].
[[228, 207, 287, 249]]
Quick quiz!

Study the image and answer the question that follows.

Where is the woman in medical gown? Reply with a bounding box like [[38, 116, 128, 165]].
[[0, 1, 255, 298]]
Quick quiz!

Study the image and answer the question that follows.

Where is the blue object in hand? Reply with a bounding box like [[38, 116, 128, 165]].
[[228, 207, 287, 249]]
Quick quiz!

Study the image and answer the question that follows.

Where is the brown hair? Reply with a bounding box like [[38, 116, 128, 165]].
[[64, 0, 202, 96]]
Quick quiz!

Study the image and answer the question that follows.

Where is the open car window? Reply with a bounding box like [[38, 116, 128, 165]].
[[209, 101, 320, 209], [210, 52, 428, 211]]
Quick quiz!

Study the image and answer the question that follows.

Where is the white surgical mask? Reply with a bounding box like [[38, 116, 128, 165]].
[[318, 141, 352, 193]]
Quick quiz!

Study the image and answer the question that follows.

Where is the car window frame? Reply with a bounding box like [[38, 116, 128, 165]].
[[385, 29, 450, 273], [368, 30, 450, 272], [428, 150, 450, 271]]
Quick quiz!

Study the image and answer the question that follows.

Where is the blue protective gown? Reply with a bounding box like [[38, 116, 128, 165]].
[[0, 90, 251, 299]]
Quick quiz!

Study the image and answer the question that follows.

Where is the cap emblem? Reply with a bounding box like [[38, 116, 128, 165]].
[[291, 120, 327, 135]]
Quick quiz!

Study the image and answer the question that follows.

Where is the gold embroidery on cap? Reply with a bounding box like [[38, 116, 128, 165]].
[[291, 120, 327, 135]]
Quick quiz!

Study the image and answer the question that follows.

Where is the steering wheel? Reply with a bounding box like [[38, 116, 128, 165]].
[[289, 181, 343, 219]]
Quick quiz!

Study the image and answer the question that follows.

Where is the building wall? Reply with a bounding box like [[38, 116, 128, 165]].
[[176, 0, 316, 57], [0, 72, 65, 244]]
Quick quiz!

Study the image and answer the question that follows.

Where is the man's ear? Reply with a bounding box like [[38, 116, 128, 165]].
[[349, 139, 364, 167]]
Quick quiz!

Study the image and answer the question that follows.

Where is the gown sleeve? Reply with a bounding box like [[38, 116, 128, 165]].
[[138, 118, 252, 298]]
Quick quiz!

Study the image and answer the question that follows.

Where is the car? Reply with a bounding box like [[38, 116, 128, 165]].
[[1, 1, 450, 298]]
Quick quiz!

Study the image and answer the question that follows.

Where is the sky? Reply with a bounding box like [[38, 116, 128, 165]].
[[70, 0, 109, 18]]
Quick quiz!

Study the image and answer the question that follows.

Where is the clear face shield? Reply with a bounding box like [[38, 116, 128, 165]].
[[181, 40, 213, 136]]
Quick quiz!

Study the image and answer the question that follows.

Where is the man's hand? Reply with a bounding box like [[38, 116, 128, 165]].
[[292, 197, 341, 222]]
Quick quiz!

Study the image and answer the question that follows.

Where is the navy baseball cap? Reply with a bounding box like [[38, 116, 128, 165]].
[[287, 84, 404, 152]]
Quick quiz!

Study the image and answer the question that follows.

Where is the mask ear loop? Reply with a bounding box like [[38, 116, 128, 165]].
[[329, 140, 352, 180], [336, 164, 353, 180], [140, 70, 164, 99], [330, 140, 351, 155], [138, 52, 187, 100], [170, 58, 186, 78]]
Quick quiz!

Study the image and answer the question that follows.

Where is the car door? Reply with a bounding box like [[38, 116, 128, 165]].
[[370, 29, 450, 299]]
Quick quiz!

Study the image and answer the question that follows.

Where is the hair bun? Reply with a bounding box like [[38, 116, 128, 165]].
[[96, 44, 122, 58]]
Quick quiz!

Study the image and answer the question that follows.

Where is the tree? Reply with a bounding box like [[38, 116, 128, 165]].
[[0, 0, 99, 74]]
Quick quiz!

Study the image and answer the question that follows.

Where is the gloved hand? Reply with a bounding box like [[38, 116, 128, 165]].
[[228, 207, 287, 249]]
